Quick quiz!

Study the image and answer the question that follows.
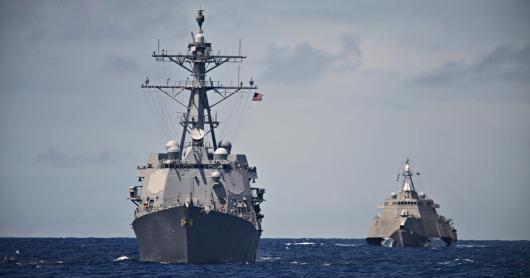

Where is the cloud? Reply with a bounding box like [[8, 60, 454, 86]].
[[260, 34, 362, 84], [35, 149, 119, 168], [411, 44, 530, 86], [333, 34, 362, 72], [0, 1, 185, 45]]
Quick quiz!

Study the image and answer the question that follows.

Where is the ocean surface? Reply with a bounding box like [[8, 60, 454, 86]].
[[1, 238, 529, 277]]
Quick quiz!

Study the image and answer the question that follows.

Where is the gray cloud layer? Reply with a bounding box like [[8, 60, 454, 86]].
[[260, 34, 361, 84], [411, 44, 530, 86], [1, 0, 529, 239]]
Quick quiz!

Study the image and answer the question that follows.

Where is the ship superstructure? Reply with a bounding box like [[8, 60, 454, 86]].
[[367, 159, 457, 247], [128, 10, 265, 263]]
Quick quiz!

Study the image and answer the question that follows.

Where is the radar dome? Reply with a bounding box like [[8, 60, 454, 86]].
[[214, 147, 228, 160], [165, 140, 178, 149], [214, 148, 228, 155], [218, 140, 232, 153], [390, 192, 398, 199]]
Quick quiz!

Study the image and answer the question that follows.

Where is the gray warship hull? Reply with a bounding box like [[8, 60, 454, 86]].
[[366, 234, 457, 247], [129, 10, 266, 264], [367, 230, 431, 247], [366, 159, 457, 247], [366, 199, 458, 248], [132, 206, 261, 263]]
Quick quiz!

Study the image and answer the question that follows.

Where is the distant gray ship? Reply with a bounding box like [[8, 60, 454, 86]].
[[367, 159, 457, 247], [127, 10, 266, 263]]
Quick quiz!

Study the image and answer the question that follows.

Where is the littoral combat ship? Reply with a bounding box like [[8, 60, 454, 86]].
[[127, 10, 265, 263], [367, 159, 457, 247]]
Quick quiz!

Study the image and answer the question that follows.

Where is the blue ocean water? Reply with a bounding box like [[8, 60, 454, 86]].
[[1, 238, 529, 277]]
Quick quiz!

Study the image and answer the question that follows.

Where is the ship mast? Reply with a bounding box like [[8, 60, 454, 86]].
[[141, 10, 257, 155], [400, 158, 417, 198]]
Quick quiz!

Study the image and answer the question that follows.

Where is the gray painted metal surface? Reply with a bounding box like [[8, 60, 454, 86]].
[[367, 159, 457, 247], [133, 206, 260, 263], [128, 10, 265, 263]]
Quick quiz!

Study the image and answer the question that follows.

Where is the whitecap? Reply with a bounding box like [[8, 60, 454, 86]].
[[114, 256, 130, 261], [260, 256, 281, 261], [285, 242, 316, 246], [293, 242, 316, 245], [457, 245, 486, 248]]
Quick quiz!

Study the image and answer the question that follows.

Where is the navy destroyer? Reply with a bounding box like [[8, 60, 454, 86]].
[[128, 10, 265, 263], [367, 159, 457, 247]]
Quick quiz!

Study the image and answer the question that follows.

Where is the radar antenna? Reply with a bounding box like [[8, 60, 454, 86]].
[[141, 10, 258, 153]]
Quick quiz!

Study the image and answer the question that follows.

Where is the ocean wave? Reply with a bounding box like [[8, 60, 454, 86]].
[[285, 242, 316, 246], [334, 243, 361, 247], [457, 245, 487, 248], [0, 238, 526, 277], [259, 256, 281, 261], [438, 258, 475, 266], [114, 256, 130, 261]]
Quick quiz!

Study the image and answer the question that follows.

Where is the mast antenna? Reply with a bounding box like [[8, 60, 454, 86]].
[[141, 10, 258, 153], [237, 38, 241, 84]]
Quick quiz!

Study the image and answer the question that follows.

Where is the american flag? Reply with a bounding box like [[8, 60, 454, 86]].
[[252, 92, 263, 101]]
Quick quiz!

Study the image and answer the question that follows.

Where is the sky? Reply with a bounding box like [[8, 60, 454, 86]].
[[0, 0, 529, 240]]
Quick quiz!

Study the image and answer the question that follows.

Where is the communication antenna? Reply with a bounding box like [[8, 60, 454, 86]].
[[237, 38, 241, 84], [141, 10, 258, 151]]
